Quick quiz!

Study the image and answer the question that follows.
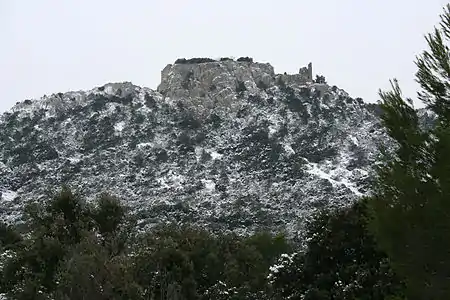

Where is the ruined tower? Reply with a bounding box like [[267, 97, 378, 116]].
[[307, 62, 313, 81], [298, 62, 313, 82]]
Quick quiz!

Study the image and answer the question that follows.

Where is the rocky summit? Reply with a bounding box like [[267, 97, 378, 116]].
[[0, 57, 398, 236]]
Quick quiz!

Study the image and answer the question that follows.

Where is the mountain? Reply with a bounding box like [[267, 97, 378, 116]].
[[0, 57, 402, 235]]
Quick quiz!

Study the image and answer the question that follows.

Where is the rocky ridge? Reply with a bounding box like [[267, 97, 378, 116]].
[[0, 57, 398, 235]]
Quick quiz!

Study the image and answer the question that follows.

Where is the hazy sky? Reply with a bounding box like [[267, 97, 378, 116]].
[[1, 0, 448, 112]]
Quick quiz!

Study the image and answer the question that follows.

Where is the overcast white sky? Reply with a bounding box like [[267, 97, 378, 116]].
[[0, 0, 448, 112]]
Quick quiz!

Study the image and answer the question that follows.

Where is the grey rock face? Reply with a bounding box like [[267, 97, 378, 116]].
[[0, 59, 394, 236], [298, 62, 313, 82], [157, 59, 312, 116]]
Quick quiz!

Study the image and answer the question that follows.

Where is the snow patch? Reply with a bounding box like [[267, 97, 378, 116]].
[[67, 155, 81, 164], [267, 114, 281, 138], [202, 179, 216, 192], [282, 143, 295, 155], [114, 121, 125, 133], [209, 149, 223, 160], [1, 190, 17, 202], [268, 125, 277, 137], [104, 85, 115, 95], [137, 142, 153, 148], [157, 171, 185, 191], [306, 162, 362, 196], [349, 135, 359, 146]]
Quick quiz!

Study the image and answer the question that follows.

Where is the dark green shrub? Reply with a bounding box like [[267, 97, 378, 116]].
[[236, 57, 253, 63]]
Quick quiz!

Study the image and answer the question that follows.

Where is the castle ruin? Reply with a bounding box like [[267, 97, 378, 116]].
[[274, 62, 313, 86], [158, 58, 315, 101], [299, 62, 313, 82]]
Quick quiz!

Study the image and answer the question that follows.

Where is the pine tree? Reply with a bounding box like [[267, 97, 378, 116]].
[[90, 193, 133, 256], [1, 187, 92, 299], [368, 4, 450, 299], [0, 222, 21, 250], [269, 201, 403, 300]]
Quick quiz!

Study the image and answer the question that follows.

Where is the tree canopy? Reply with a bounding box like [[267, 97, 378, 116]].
[[368, 4, 450, 299]]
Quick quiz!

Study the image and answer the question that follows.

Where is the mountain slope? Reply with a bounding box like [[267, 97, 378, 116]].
[[0, 58, 387, 235]]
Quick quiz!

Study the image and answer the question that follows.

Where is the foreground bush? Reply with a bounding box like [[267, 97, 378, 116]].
[[0, 187, 403, 299]]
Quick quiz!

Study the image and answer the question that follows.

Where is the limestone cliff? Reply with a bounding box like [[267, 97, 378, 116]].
[[157, 58, 313, 113]]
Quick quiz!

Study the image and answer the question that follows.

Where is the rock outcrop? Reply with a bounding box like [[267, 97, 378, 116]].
[[157, 58, 313, 114]]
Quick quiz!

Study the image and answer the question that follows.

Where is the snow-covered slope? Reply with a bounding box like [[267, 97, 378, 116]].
[[0, 58, 388, 235]]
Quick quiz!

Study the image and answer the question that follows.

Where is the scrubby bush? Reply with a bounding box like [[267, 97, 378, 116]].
[[256, 80, 269, 90], [0, 183, 407, 300], [269, 200, 404, 299], [0, 187, 294, 299], [236, 56, 254, 63], [235, 81, 247, 93], [355, 97, 364, 104], [314, 75, 327, 84], [209, 84, 217, 91], [174, 57, 216, 64]]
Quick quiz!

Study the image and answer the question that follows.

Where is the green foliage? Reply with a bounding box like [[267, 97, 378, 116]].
[[92, 194, 125, 236], [314, 75, 327, 84], [236, 57, 254, 63], [235, 81, 247, 93], [281, 86, 309, 122], [52, 235, 142, 300], [144, 93, 157, 108], [0, 184, 403, 300], [416, 5, 450, 123], [131, 225, 291, 299], [368, 4, 450, 299], [0, 187, 134, 299], [174, 57, 216, 64], [270, 201, 404, 300], [82, 115, 120, 151], [0, 222, 21, 250], [176, 131, 196, 153], [0, 187, 294, 299], [177, 111, 202, 130], [366, 102, 384, 118], [256, 80, 269, 90], [355, 97, 364, 105]]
